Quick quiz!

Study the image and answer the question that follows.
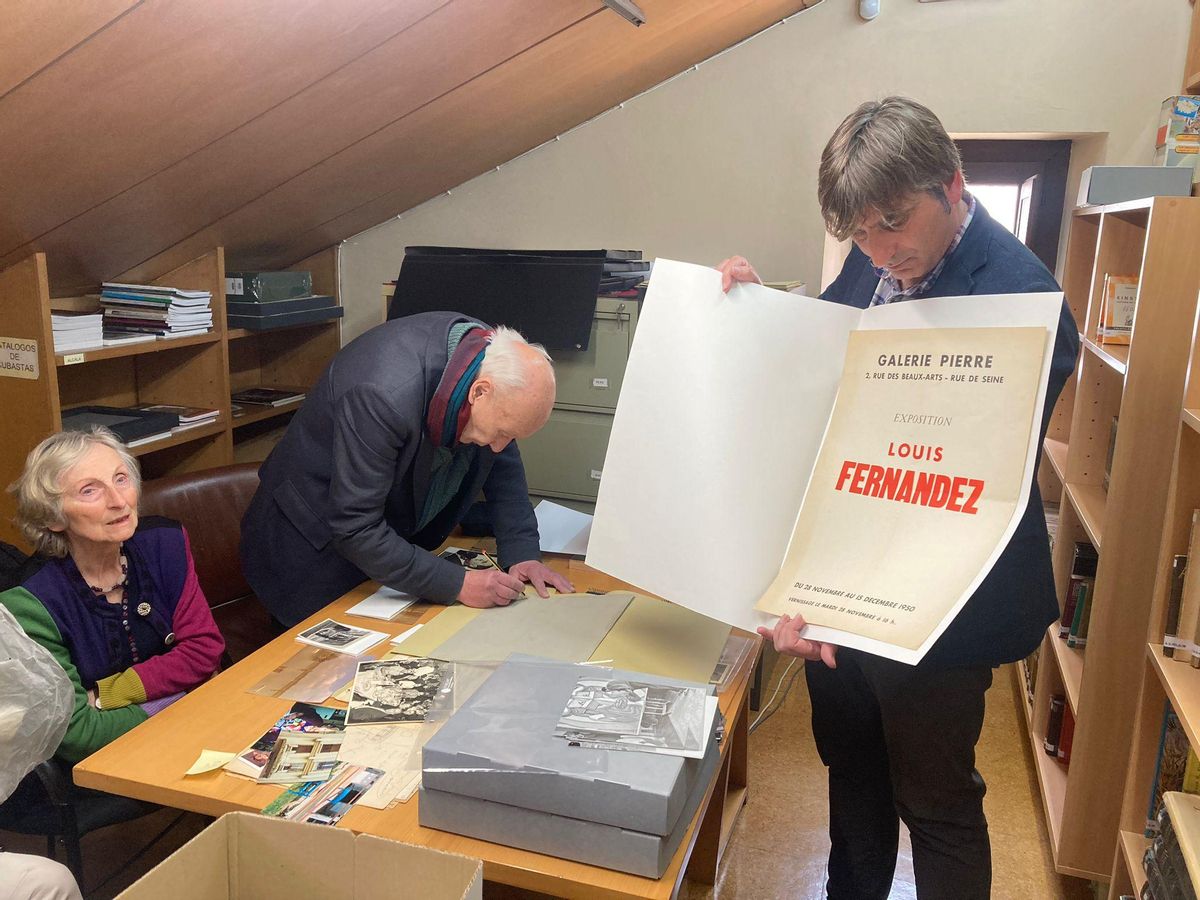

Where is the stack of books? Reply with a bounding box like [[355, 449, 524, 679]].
[[50, 310, 103, 352], [100, 282, 214, 339], [599, 251, 651, 296], [231, 387, 305, 409], [136, 404, 219, 433]]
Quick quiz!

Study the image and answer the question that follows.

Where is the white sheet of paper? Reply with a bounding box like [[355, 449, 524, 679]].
[[346, 586, 418, 621], [587, 258, 859, 634], [339, 722, 423, 809], [587, 258, 1061, 663], [535, 500, 593, 556]]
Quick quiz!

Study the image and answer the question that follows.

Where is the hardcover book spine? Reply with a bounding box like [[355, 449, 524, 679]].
[[1166, 554, 1190, 658]]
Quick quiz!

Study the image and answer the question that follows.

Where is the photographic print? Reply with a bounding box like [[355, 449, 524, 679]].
[[438, 546, 498, 571], [224, 702, 346, 780], [257, 732, 343, 784], [554, 676, 710, 757], [346, 657, 449, 725], [261, 762, 383, 826], [295, 618, 387, 655]]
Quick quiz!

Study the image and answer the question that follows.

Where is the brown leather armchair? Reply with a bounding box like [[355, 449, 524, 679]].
[[138, 462, 277, 663]]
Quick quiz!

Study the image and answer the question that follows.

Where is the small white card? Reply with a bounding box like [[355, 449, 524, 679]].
[[346, 586, 418, 620]]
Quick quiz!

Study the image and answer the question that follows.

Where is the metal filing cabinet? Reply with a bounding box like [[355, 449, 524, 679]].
[[519, 297, 638, 507]]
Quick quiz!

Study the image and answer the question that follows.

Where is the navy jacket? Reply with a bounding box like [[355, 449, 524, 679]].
[[240, 312, 542, 627], [822, 202, 1080, 667]]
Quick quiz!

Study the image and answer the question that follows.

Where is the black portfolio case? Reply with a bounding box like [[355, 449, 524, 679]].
[[389, 247, 635, 351]]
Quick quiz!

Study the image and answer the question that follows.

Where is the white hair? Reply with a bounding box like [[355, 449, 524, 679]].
[[480, 326, 553, 392]]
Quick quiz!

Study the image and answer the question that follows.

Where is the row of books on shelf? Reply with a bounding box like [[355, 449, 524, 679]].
[[1143, 792, 1200, 900], [1043, 693, 1075, 767], [1162, 511, 1200, 666], [51, 282, 214, 353], [1060, 541, 1098, 649], [49, 271, 346, 353], [57, 388, 306, 447], [1099, 273, 1137, 346], [1137, 700, 1200, 897]]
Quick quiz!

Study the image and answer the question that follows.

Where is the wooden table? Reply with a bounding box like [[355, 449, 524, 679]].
[[74, 555, 758, 900]]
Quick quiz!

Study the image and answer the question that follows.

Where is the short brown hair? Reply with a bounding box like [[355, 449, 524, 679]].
[[818, 96, 963, 241], [9, 428, 140, 558]]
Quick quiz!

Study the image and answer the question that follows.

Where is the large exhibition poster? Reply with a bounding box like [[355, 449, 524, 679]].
[[586, 259, 1062, 665], [755, 325, 1046, 662]]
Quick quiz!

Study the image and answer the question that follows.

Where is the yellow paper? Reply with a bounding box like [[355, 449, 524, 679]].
[[185, 750, 237, 776], [389, 605, 481, 657], [589, 594, 731, 684]]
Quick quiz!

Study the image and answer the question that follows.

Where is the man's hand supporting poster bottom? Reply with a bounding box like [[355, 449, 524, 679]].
[[586, 259, 1062, 665]]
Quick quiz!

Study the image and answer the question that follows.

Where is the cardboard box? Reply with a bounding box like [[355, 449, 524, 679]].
[[1077, 166, 1193, 206], [116, 812, 482, 900]]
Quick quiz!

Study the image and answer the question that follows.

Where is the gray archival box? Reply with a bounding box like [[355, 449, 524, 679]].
[[419, 656, 722, 876]]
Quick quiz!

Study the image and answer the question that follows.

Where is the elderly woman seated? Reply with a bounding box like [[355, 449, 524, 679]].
[[0, 427, 224, 763]]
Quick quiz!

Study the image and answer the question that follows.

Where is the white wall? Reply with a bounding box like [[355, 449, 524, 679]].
[[340, 0, 1192, 343]]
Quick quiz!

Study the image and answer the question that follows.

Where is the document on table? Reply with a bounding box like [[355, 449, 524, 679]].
[[535, 500, 593, 556], [339, 722, 424, 808], [425, 592, 634, 663]]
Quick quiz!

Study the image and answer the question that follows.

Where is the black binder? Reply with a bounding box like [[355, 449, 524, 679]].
[[389, 247, 640, 351]]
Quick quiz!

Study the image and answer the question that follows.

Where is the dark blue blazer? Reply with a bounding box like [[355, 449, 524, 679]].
[[822, 202, 1080, 667], [240, 312, 542, 627]]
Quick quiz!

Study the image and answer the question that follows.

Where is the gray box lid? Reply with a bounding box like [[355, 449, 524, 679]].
[[422, 655, 716, 836]]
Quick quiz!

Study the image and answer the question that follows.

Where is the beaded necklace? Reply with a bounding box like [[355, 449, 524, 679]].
[[84, 549, 141, 664]]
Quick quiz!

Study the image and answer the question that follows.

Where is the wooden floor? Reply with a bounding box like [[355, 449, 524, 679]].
[[0, 664, 1097, 899]]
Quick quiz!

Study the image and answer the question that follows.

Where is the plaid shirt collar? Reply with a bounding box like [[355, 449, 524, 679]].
[[869, 193, 976, 308]]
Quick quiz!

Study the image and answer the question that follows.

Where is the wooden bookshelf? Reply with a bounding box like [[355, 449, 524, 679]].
[[1112, 830, 1150, 900], [1023, 196, 1200, 881], [226, 249, 341, 464], [0, 245, 342, 547], [1185, 0, 1200, 96]]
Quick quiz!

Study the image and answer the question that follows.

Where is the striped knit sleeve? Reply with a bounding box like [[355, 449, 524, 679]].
[[0, 586, 147, 764]]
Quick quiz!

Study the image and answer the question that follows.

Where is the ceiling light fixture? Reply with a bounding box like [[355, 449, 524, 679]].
[[603, 0, 646, 27]]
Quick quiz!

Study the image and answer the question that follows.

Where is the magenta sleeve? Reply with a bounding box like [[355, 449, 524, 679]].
[[130, 529, 225, 700]]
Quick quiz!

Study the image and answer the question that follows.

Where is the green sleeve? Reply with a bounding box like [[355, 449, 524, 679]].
[[0, 587, 147, 764]]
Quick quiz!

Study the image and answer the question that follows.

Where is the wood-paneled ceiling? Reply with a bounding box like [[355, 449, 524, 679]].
[[1, 0, 815, 295]]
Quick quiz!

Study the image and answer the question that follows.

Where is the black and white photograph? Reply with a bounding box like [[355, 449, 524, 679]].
[[295, 618, 387, 656], [346, 657, 449, 725], [554, 676, 710, 757], [438, 546, 498, 570]]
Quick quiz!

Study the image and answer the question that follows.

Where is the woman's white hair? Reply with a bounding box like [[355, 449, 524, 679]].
[[479, 326, 554, 393], [9, 427, 140, 558]]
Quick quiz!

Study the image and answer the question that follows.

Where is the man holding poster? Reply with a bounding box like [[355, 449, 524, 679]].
[[718, 98, 1078, 898]]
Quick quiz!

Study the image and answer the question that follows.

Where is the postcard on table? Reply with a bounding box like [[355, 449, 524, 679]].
[[261, 762, 382, 826], [346, 657, 450, 726], [223, 702, 346, 780], [295, 618, 387, 655], [257, 732, 343, 784]]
